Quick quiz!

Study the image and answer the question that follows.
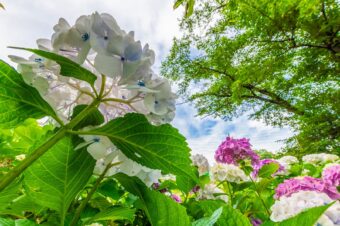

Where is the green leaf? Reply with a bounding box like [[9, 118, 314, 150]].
[[258, 163, 280, 178], [85, 206, 135, 224], [10, 48, 97, 85], [96, 179, 124, 200], [23, 136, 95, 222], [115, 173, 191, 226], [173, 0, 186, 9], [192, 207, 223, 226], [262, 203, 333, 226], [0, 218, 38, 226], [0, 60, 57, 129], [71, 104, 104, 130], [190, 200, 251, 226], [87, 113, 198, 185], [0, 178, 22, 212]]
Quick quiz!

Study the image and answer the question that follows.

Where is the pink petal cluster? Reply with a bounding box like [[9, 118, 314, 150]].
[[250, 218, 262, 226], [214, 137, 259, 165], [252, 159, 285, 178], [275, 176, 340, 200], [171, 194, 182, 203], [322, 164, 340, 187]]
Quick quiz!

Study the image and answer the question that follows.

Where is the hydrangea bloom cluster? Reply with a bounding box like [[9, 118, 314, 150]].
[[211, 163, 248, 183], [9, 13, 178, 187], [302, 153, 339, 165], [197, 183, 228, 203], [191, 154, 210, 175], [10, 12, 176, 125], [252, 159, 285, 178], [275, 176, 340, 200], [322, 164, 340, 187], [214, 137, 259, 165], [277, 156, 299, 174], [270, 191, 340, 224]]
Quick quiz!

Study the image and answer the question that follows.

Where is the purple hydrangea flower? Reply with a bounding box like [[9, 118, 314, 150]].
[[322, 164, 340, 187], [250, 218, 262, 226], [171, 194, 182, 203], [275, 176, 340, 200], [252, 159, 285, 178], [214, 137, 259, 165]]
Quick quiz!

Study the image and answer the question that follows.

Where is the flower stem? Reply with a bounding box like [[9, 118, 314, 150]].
[[70, 162, 119, 226], [249, 176, 271, 216], [0, 99, 101, 192]]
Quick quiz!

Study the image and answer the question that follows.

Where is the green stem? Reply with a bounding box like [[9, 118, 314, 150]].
[[70, 162, 118, 226], [0, 99, 101, 193], [225, 181, 233, 206], [249, 176, 271, 216]]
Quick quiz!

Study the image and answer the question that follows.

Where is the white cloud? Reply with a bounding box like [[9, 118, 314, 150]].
[[0, 0, 293, 163]]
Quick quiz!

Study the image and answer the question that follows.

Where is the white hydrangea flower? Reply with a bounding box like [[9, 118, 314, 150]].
[[10, 12, 177, 187], [211, 163, 248, 183], [197, 183, 228, 203], [10, 12, 176, 125], [302, 154, 339, 165], [191, 154, 210, 175], [277, 156, 299, 175], [270, 191, 340, 225]]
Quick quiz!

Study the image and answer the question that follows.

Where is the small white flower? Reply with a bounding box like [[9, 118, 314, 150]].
[[191, 154, 210, 175], [197, 183, 228, 203], [211, 163, 248, 183], [302, 154, 339, 165]]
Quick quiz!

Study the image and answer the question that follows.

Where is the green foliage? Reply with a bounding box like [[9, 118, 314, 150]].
[[115, 173, 191, 226], [164, 0, 340, 155], [258, 163, 280, 178], [71, 104, 104, 130], [10, 48, 97, 85], [84, 206, 135, 224], [23, 136, 95, 222], [0, 218, 38, 226], [87, 113, 199, 191], [262, 203, 333, 226], [192, 207, 223, 226], [188, 200, 252, 226], [0, 60, 57, 129]]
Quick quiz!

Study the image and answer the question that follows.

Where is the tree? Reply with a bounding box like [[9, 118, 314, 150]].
[[162, 0, 340, 156]]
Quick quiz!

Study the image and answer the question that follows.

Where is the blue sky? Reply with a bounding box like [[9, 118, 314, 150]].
[[0, 0, 293, 162]]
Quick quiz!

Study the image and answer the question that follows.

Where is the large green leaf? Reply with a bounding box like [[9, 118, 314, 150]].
[[258, 163, 280, 178], [0, 178, 22, 211], [10, 48, 97, 85], [262, 203, 333, 226], [192, 207, 223, 226], [115, 173, 191, 226], [0, 60, 57, 129], [71, 104, 104, 130], [23, 136, 95, 222], [85, 206, 135, 224], [87, 113, 198, 185], [0, 218, 38, 226], [189, 200, 251, 226]]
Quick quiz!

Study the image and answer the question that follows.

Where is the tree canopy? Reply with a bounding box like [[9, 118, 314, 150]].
[[162, 0, 340, 156]]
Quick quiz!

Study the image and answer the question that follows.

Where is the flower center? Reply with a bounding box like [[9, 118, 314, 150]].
[[81, 33, 89, 41]]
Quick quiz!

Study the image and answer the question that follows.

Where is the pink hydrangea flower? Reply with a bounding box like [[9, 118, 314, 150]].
[[252, 159, 285, 178], [275, 176, 340, 200], [171, 194, 182, 203], [214, 137, 259, 165], [322, 164, 340, 187], [250, 218, 262, 226]]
